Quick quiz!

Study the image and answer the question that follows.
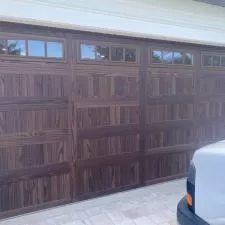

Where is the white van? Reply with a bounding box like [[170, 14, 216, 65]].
[[177, 140, 225, 225]]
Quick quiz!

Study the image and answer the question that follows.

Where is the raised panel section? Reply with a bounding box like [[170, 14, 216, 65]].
[[77, 106, 139, 129], [199, 76, 225, 96], [146, 127, 194, 150], [0, 108, 68, 135], [196, 124, 225, 143], [0, 142, 69, 171], [147, 72, 195, 97], [0, 173, 70, 212], [0, 74, 67, 98], [197, 101, 222, 119], [77, 135, 139, 159], [76, 74, 139, 101], [146, 103, 194, 124], [145, 151, 193, 181], [78, 162, 139, 197]]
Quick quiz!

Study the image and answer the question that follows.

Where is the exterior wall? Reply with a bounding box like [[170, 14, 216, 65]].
[[1, 0, 225, 46]]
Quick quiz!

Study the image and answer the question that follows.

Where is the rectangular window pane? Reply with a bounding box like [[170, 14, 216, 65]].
[[125, 49, 136, 62], [173, 52, 183, 64], [47, 42, 63, 58], [28, 40, 45, 57], [80, 44, 95, 60], [163, 51, 173, 64], [212, 55, 221, 67], [96, 46, 109, 60], [112, 47, 124, 61], [184, 53, 193, 65], [203, 55, 212, 66], [0, 40, 7, 54], [7, 40, 26, 56], [152, 50, 162, 63]]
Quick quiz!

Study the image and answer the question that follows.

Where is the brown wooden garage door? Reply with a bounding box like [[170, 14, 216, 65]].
[[0, 22, 225, 217]]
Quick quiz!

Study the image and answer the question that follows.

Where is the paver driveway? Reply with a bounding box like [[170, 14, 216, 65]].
[[0, 179, 185, 225]]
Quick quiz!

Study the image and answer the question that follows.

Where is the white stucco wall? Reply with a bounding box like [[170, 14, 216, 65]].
[[1, 0, 225, 46]]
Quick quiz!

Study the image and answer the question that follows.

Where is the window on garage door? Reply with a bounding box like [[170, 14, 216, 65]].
[[152, 49, 194, 65], [79, 41, 138, 63], [202, 53, 225, 68], [0, 35, 65, 60], [0, 39, 7, 54]]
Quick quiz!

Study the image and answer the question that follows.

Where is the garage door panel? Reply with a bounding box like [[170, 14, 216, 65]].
[[77, 134, 140, 160], [77, 162, 139, 197], [146, 103, 194, 124], [0, 108, 68, 134], [0, 142, 69, 171], [76, 74, 139, 101], [145, 151, 194, 182], [77, 106, 139, 129], [200, 76, 225, 96], [145, 127, 194, 150], [197, 101, 223, 119], [146, 73, 195, 97], [0, 173, 70, 212], [0, 129, 69, 148], [0, 74, 68, 98], [196, 123, 225, 143]]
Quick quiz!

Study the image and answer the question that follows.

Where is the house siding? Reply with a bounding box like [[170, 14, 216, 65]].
[[1, 0, 225, 46]]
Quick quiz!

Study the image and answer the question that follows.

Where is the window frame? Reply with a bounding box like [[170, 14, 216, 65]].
[[111, 44, 138, 64], [6, 39, 27, 56], [79, 40, 110, 63], [173, 51, 185, 65], [162, 51, 173, 64], [202, 52, 225, 68], [111, 46, 125, 62], [46, 41, 64, 59], [28, 39, 46, 58], [221, 56, 225, 67], [150, 48, 195, 67], [0, 32, 66, 62], [151, 50, 163, 64], [80, 43, 110, 62], [77, 40, 139, 65], [124, 48, 137, 63]]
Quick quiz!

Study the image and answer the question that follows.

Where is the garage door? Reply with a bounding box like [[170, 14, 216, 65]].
[[0, 22, 224, 217], [0, 23, 71, 217]]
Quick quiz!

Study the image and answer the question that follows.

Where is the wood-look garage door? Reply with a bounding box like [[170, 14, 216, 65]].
[[0, 23, 72, 217], [0, 22, 225, 217], [74, 38, 141, 199]]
